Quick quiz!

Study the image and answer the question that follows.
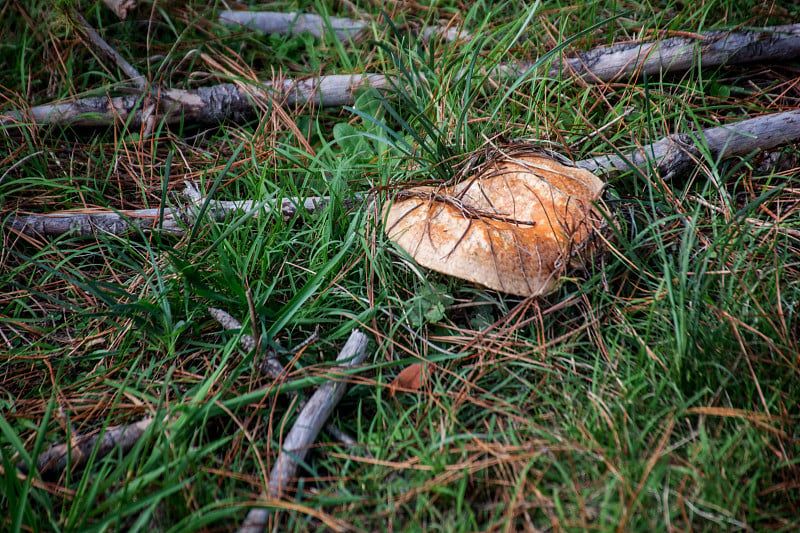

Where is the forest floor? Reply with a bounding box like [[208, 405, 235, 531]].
[[1, 1, 799, 531]]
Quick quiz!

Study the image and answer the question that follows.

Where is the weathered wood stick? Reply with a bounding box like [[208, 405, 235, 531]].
[[219, 11, 369, 41], [219, 10, 470, 43], [550, 24, 800, 82], [208, 307, 362, 447], [237, 329, 368, 533], [3, 25, 797, 128], [7, 109, 799, 240], [575, 109, 800, 179], [17, 417, 154, 476], [73, 10, 145, 90], [1, 75, 390, 128], [8, 195, 330, 238]]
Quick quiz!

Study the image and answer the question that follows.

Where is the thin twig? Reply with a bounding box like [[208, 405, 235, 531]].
[[72, 10, 145, 90], [207, 307, 359, 445]]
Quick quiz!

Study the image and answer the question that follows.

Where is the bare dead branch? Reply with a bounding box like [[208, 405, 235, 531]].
[[0, 76, 390, 128], [551, 24, 800, 82], [18, 417, 154, 476], [207, 307, 360, 448], [72, 10, 145, 90], [208, 306, 281, 378], [6, 110, 798, 241], [7, 194, 331, 239], [576, 109, 800, 179], [237, 329, 369, 533], [219, 11, 369, 41], [102, 0, 137, 20], [218, 10, 471, 43], [5, 25, 796, 129]]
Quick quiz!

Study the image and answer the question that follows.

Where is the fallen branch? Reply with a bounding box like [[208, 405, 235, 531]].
[[0, 75, 390, 128], [7, 190, 332, 238], [551, 24, 800, 82], [237, 329, 369, 533], [219, 10, 470, 43], [219, 11, 368, 42], [575, 109, 800, 179], [7, 109, 800, 240], [18, 417, 154, 476], [208, 307, 363, 447], [4, 25, 797, 128]]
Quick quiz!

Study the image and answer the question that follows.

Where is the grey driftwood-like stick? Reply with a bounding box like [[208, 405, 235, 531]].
[[8, 195, 329, 239], [18, 417, 154, 476], [207, 307, 360, 443], [550, 24, 800, 82], [102, 0, 137, 19], [575, 109, 800, 179], [4, 24, 797, 128], [218, 10, 470, 43], [1, 75, 390, 128], [237, 329, 369, 533], [219, 11, 369, 41], [6, 109, 798, 239], [208, 306, 283, 378]]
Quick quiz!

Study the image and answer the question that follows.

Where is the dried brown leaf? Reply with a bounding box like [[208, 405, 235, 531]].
[[390, 362, 423, 395]]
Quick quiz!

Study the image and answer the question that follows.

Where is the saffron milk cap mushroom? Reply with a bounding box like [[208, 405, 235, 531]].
[[383, 146, 609, 297]]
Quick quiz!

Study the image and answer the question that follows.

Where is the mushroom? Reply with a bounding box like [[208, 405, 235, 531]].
[[384, 147, 609, 297]]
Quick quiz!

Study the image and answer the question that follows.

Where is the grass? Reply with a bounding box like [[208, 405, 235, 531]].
[[1, 0, 799, 531]]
